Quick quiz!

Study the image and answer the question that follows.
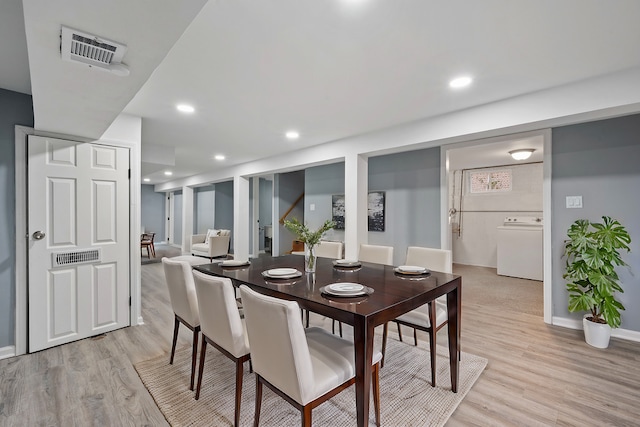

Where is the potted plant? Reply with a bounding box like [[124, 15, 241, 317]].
[[283, 217, 335, 272], [563, 216, 631, 348]]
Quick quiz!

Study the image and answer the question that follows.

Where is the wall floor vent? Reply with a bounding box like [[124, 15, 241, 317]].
[[53, 248, 102, 267], [60, 26, 130, 76]]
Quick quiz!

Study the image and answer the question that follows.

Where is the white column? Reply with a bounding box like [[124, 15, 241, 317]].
[[344, 153, 368, 260], [181, 186, 194, 253], [251, 177, 259, 257], [234, 174, 250, 260]]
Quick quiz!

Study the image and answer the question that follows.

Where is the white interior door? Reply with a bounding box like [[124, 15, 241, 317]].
[[28, 135, 130, 352]]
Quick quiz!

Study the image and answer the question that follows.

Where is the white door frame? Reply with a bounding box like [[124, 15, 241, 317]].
[[14, 125, 142, 356], [440, 128, 552, 325]]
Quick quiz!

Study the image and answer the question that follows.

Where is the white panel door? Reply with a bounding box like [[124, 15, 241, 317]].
[[28, 135, 130, 352]]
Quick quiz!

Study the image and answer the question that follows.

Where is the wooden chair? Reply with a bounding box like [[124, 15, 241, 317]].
[[141, 232, 156, 258], [239, 285, 381, 427], [162, 257, 201, 391], [192, 270, 250, 427], [381, 247, 452, 386]]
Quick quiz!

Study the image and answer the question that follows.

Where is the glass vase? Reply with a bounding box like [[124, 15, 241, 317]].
[[305, 245, 316, 273]]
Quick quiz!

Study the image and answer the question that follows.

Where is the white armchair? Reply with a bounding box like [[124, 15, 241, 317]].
[[191, 229, 231, 261]]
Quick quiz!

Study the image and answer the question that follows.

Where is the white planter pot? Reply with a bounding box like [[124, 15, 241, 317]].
[[582, 314, 611, 349]]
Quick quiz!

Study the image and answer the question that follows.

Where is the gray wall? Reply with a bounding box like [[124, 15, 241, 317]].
[[194, 185, 215, 233], [214, 181, 234, 252], [0, 89, 33, 348], [141, 185, 165, 242], [305, 162, 345, 242], [303, 152, 441, 266], [276, 170, 305, 255], [369, 147, 441, 265], [552, 114, 640, 332]]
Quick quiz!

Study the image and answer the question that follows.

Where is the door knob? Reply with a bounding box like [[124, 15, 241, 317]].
[[32, 230, 46, 240]]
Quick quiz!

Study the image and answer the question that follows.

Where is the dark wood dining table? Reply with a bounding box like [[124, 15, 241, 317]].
[[193, 255, 461, 427]]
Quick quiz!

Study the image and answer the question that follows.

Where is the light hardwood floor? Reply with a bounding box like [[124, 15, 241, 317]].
[[1, 262, 639, 426]]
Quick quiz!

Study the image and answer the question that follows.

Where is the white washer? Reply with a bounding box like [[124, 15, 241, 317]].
[[497, 216, 543, 281]]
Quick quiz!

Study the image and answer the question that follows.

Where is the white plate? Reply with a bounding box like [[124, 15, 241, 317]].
[[323, 282, 367, 296], [265, 268, 298, 277], [328, 282, 365, 293], [397, 265, 427, 273], [333, 259, 361, 267], [221, 260, 250, 267], [262, 269, 302, 279]]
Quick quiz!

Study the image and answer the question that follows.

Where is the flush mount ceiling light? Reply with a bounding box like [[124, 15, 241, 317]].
[[214, 154, 225, 161], [143, 178, 150, 182], [164, 171, 173, 176], [509, 149, 535, 160], [449, 76, 472, 89], [176, 104, 195, 113], [285, 131, 300, 140]]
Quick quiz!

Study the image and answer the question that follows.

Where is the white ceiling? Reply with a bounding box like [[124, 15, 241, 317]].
[[3, 0, 640, 184]]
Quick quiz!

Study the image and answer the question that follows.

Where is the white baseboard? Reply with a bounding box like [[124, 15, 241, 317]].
[[0, 345, 16, 360], [552, 316, 640, 343]]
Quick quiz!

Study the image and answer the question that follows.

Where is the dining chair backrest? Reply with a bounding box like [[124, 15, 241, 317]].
[[162, 257, 200, 326], [239, 285, 314, 405], [141, 232, 155, 243], [359, 244, 394, 265], [192, 270, 249, 358], [405, 246, 452, 274], [315, 241, 344, 259]]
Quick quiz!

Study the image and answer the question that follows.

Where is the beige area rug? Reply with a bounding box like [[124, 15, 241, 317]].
[[135, 337, 487, 427]]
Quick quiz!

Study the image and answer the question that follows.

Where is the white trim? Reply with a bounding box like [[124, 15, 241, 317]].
[[251, 177, 259, 258], [14, 125, 31, 356], [440, 129, 551, 323], [440, 147, 450, 250], [552, 317, 640, 343], [542, 128, 553, 324], [15, 123, 143, 355], [95, 129, 142, 327], [167, 192, 175, 245], [0, 346, 16, 360], [552, 316, 581, 330], [612, 327, 640, 342]]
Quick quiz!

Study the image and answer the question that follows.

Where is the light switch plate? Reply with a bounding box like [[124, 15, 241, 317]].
[[566, 196, 583, 209], [309, 203, 316, 211]]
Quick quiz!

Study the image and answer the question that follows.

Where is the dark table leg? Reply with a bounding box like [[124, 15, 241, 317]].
[[447, 280, 461, 392], [353, 316, 374, 427]]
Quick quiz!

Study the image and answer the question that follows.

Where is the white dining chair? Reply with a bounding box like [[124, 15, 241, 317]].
[[162, 257, 201, 391], [381, 247, 452, 386], [239, 285, 382, 427], [192, 270, 250, 427], [358, 244, 394, 265], [315, 240, 344, 259], [330, 243, 395, 337]]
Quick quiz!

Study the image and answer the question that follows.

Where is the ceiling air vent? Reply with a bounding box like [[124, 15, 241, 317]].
[[60, 26, 129, 76]]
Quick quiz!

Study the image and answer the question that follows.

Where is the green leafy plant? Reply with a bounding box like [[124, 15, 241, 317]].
[[283, 218, 335, 247], [563, 216, 631, 328]]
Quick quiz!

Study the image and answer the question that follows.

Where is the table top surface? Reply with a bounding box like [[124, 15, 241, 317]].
[[194, 255, 460, 323]]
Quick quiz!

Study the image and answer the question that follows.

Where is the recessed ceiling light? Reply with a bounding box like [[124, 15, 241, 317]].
[[214, 154, 225, 161], [143, 178, 150, 182], [164, 171, 173, 176], [449, 76, 473, 89], [176, 104, 195, 113], [285, 131, 300, 140]]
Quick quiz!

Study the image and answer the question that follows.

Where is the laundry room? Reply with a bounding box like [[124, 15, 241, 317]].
[[447, 134, 544, 282]]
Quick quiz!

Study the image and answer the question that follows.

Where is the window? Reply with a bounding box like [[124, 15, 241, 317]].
[[469, 170, 512, 193]]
